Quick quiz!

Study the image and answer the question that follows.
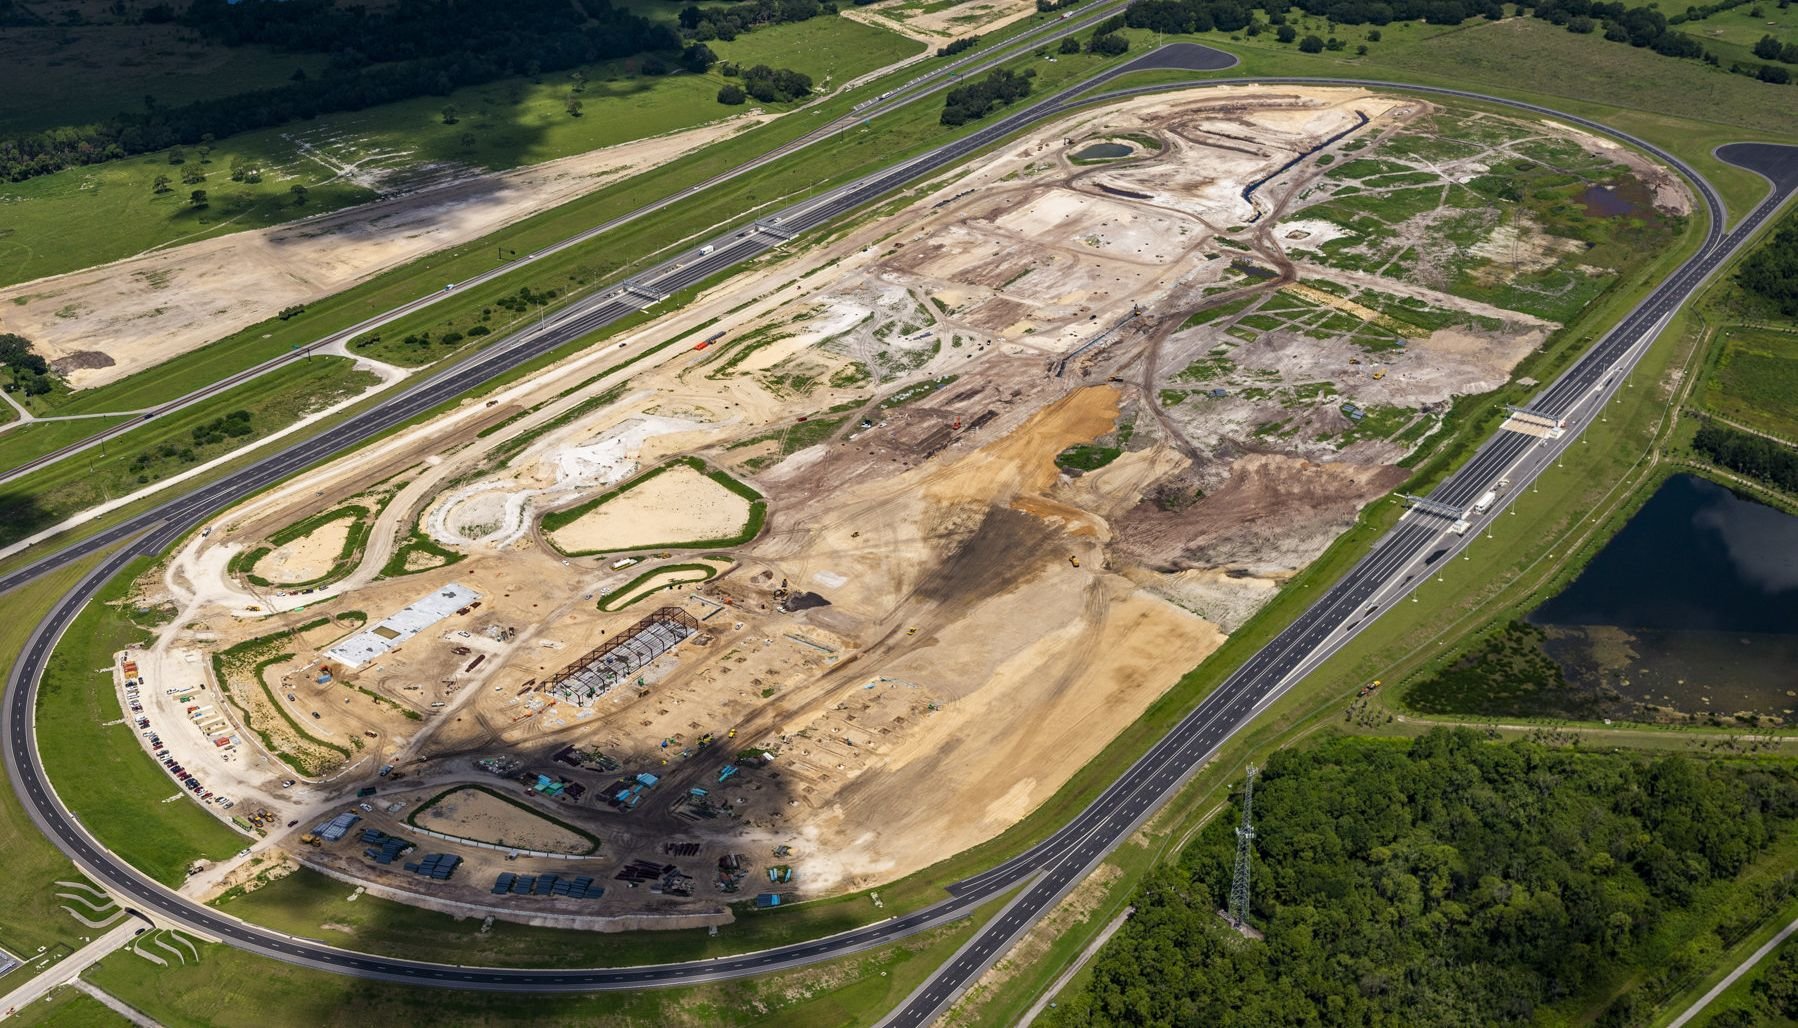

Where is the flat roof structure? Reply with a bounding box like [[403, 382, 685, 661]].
[[324, 583, 479, 670]]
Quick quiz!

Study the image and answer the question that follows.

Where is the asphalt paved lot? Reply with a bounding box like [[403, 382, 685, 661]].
[[3, 42, 1796, 1023]]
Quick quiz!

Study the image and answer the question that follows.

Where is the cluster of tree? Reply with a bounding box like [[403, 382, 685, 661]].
[[0, 333, 54, 397], [0, 0, 684, 183], [717, 64, 814, 104], [189, 409, 255, 447], [1532, 0, 1710, 57], [676, 0, 831, 43], [1125, 0, 1255, 34], [940, 68, 1034, 126], [1088, 30, 1132, 53], [939, 34, 981, 57], [1050, 729, 1798, 1026], [1738, 215, 1798, 315], [1754, 34, 1798, 63], [1693, 424, 1798, 493]]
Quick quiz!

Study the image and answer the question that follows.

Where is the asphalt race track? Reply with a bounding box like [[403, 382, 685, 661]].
[[5, 42, 1798, 1023]]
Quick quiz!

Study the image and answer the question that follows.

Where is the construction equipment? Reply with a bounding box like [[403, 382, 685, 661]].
[[1068, 555, 1080, 568], [1371, 369, 1385, 380]]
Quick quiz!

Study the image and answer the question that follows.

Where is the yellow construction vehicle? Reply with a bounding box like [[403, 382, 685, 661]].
[[1372, 369, 1385, 380], [1069, 555, 1081, 568]]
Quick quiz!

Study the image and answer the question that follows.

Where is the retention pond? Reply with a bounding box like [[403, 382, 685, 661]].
[[1529, 474, 1798, 723]]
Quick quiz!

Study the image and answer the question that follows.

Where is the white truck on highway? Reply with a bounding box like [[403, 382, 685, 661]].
[[1470, 490, 1497, 515]]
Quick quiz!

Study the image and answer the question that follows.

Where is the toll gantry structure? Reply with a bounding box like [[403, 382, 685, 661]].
[[547, 607, 700, 705]]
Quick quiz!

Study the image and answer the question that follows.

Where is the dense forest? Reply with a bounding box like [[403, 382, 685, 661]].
[[1738, 216, 1798, 316], [1051, 730, 1798, 1026], [0, 0, 833, 183], [1694, 424, 1798, 493]]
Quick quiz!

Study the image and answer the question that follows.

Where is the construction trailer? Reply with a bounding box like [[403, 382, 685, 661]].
[[546, 607, 700, 705]]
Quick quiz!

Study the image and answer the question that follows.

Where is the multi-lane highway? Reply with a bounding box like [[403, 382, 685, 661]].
[[6, 39, 1798, 1023]]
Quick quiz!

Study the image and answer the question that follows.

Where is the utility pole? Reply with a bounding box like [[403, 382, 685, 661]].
[[1229, 765, 1258, 929]]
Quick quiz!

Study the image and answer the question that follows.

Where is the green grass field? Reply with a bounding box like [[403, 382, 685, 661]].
[[4, 986, 131, 1027], [1699, 324, 1798, 439], [0, 417, 134, 477], [70, 893, 997, 1028], [0, 357, 379, 548], [0, 554, 123, 997], [34, 558, 252, 885], [1682, 0, 1798, 66], [0, 16, 920, 290]]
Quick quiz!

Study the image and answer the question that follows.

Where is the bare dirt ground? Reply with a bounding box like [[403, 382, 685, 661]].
[[0, 117, 768, 389], [416, 786, 593, 853], [545, 463, 752, 554], [842, 0, 1040, 42], [253, 515, 353, 584], [119, 85, 1685, 921]]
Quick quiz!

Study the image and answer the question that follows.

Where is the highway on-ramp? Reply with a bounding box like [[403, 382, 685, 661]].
[[5, 41, 1798, 1021]]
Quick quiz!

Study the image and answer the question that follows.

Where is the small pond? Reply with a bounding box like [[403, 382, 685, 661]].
[[1073, 142, 1132, 161], [1529, 474, 1798, 722]]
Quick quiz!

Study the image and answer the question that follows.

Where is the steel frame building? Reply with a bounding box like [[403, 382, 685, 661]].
[[547, 607, 700, 705]]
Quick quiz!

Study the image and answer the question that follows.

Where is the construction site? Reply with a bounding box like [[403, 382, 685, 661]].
[[118, 84, 1688, 924]]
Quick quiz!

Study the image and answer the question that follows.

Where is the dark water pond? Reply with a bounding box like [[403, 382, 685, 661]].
[[1073, 142, 1132, 160], [1530, 474, 1798, 720], [1578, 181, 1647, 218]]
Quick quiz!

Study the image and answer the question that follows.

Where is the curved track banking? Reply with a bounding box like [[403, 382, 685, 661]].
[[7, 41, 1798, 1021]]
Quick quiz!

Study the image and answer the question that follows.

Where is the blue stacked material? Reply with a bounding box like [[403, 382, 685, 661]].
[[490, 871, 603, 899], [364, 836, 409, 865], [753, 893, 784, 908], [407, 853, 462, 880], [312, 812, 360, 841]]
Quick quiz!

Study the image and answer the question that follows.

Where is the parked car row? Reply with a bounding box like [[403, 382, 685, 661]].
[[124, 660, 234, 813]]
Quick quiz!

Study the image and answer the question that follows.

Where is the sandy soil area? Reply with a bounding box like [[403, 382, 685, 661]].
[[416, 786, 592, 854], [254, 514, 353, 584], [118, 84, 1688, 916], [0, 117, 767, 389], [547, 464, 752, 554], [843, 0, 1040, 41]]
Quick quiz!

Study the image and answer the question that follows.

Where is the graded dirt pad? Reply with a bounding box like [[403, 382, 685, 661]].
[[843, 0, 1040, 41], [547, 464, 752, 554], [415, 787, 593, 854], [254, 515, 353, 584], [0, 117, 765, 389], [142, 85, 1687, 914]]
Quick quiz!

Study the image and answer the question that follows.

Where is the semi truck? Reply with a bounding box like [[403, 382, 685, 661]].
[[1470, 490, 1497, 515]]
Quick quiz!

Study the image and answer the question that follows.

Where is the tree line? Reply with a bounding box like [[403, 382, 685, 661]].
[[1118, 0, 1794, 82], [1049, 729, 1798, 1026], [717, 65, 816, 104], [1694, 424, 1798, 493], [1738, 214, 1798, 316], [940, 68, 1035, 126], [676, 0, 833, 42]]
